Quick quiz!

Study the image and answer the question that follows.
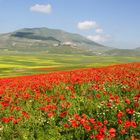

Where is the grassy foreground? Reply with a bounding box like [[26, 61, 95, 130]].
[[0, 54, 140, 77], [0, 62, 140, 140]]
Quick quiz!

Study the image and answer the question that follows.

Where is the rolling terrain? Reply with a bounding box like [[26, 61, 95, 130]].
[[0, 27, 140, 56], [0, 54, 140, 77], [0, 27, 140, 77], [0, 27, 111, 55]]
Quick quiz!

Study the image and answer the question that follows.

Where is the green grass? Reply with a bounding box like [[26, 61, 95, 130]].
[[0, 54, 140, 77]]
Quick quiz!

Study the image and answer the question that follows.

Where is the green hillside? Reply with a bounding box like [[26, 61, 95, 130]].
[[0, 27, 140, 56], [104, 49, 140, 56], [0, 27, 111, 55]]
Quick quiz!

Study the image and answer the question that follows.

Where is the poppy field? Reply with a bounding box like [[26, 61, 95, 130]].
[[0, 62, 140, 140]]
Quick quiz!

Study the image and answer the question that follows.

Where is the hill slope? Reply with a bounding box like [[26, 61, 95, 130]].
[[0, 27, 112, 55], [134, 47, 140, 51], [104, 49, 140, 56]]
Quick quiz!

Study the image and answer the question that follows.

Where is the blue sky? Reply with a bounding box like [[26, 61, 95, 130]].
[[0, 0, 140, 49]]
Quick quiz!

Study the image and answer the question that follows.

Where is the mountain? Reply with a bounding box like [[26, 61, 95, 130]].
[[0, 27, 112, 55], [134, 47, 140, 51], [104, 49, 140, 56]]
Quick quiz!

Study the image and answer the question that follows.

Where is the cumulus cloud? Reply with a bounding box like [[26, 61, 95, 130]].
[[87, 34, 111, 42], [95, 28, 103, 33], [77, 20, 111, 42], [78, 21, 98, 30], [30, 4, 52, 14]]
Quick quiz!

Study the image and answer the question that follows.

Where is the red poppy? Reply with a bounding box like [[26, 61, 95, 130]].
[[83, 124, 91, 131], [125, 99, 130, 104], [1, 117, 11, 123], [117, 110, 123, 118], [108, 128, 116, 138]]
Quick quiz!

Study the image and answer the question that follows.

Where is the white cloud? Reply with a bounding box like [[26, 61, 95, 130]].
[[95, 28, 103, 33], [78, 21, 98, 30], [78, 20, 111, 42], [30, 4, 52, 14], [87, 34, 111, 42]]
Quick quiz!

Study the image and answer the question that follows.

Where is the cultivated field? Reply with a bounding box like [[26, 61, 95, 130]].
[[0, 54, 140, 77]]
